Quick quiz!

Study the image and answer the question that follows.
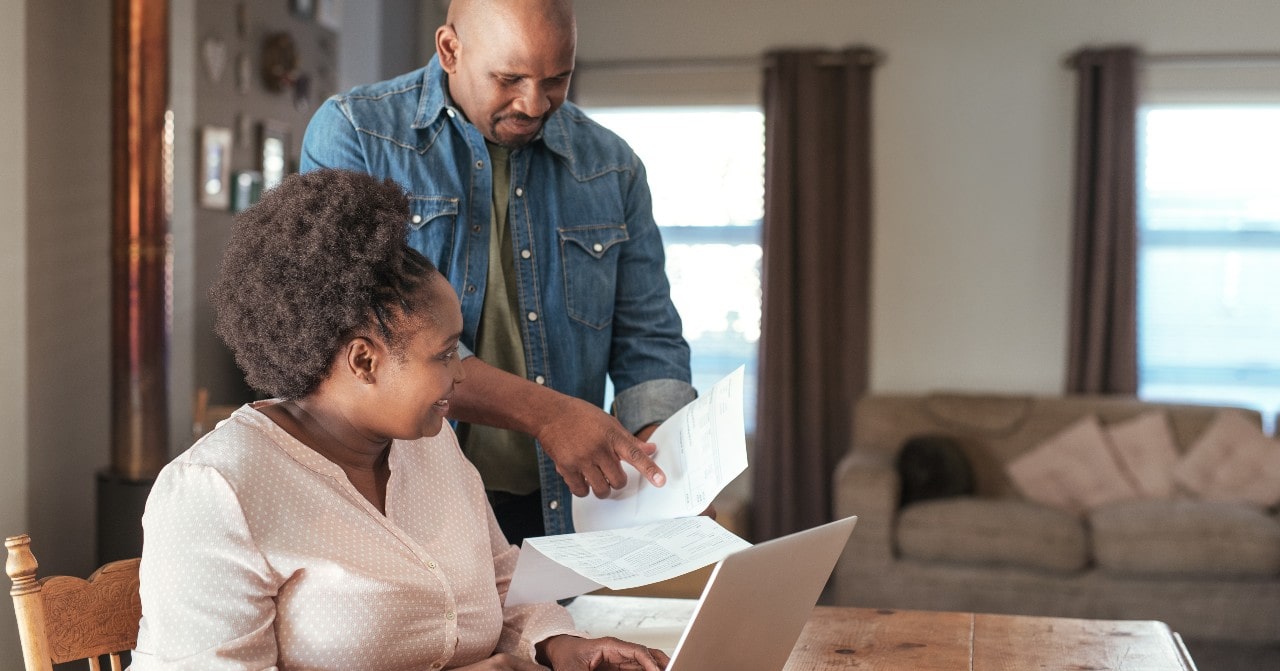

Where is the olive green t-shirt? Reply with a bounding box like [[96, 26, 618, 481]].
[[460, 142, 540, 495]]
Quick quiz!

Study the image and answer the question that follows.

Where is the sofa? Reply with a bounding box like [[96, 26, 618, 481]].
[[831, 392, 1280, 645]]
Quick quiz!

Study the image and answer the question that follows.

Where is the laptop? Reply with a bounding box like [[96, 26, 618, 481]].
[[662, 515, 858, 671]]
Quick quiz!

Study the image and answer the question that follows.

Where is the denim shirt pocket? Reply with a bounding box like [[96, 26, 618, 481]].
[[405, 195, 459, 274], [558, 223, 629, 329]]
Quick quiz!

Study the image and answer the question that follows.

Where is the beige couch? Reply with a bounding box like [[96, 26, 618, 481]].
[[831, 392, 1280, 644]]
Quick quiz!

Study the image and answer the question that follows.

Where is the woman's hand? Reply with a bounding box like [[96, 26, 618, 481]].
[[538, 635, 669, 670]]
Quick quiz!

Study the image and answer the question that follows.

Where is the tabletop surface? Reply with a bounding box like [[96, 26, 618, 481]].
[[565, 595, 1199, 670]]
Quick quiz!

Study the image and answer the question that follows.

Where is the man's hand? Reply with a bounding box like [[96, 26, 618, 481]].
[[538, 635, 669, 671], [537, 395, 666, 498], [449, 357, 667, 498]]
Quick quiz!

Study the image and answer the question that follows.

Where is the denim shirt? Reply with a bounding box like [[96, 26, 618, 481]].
[[300, 57, 695, 534]]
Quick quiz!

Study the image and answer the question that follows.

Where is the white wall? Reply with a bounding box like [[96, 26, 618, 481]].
[[0, 0, 26, 663], [571, 0, 1280, 395]]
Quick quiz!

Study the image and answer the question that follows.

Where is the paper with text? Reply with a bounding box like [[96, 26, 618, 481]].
[[503, 516, 751, 606], [572, 366, 748, 533]]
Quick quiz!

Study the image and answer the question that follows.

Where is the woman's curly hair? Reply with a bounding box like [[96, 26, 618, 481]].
[[211, 169, 439, 400]]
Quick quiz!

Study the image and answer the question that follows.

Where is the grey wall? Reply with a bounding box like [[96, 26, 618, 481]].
[[0, 0, 27, 661]]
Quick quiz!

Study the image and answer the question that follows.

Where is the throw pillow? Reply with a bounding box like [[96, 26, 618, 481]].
[[1104, 410, 1180, 499], [1197, 434, 1280, 507], [1006, 415, 1139, 514], [896, 434, 974, 507], [1170, 410, 1265, 497]]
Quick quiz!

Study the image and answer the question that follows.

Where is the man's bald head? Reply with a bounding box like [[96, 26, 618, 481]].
[[436, 0, 577, 147], [447, 0, 575, 39]]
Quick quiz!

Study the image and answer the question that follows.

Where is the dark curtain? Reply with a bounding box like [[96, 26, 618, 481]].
[[1066, 47, 1140, 394], [751, 48, 879, 541]]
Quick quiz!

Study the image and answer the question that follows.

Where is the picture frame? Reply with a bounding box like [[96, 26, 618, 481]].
[[258, 121, 290, 191], [290, 0, 316, 20], [198, 126, 234, 210], [232, 170, 264, 212]]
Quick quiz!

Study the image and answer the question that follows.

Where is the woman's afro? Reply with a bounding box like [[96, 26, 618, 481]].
[[211, 168, 437, 400]]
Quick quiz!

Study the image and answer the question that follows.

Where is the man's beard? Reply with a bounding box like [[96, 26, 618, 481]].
[[491, 112, 545, 149]]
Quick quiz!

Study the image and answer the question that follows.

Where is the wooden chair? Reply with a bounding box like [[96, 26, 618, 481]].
[[5, 534, 141, 671]]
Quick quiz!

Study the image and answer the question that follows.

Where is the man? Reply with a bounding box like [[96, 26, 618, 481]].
[[301, 0, 696, 543]]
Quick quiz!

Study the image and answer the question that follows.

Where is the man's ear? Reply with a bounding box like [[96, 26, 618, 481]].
[[343, 337, 380, 385], [436, 24, 461, 73]]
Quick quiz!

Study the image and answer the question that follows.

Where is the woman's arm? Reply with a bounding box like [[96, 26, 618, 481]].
[[132, 462, 280, 669]]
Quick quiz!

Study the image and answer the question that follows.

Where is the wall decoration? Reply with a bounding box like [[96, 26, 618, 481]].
[[232, 171, 264, 212], [292, 72, 312, 112], [291, 0, 316, 21], [261, 32, 299, 93], [202, 34, 228, 83], [199, 126, 234, 210], [317, 0, 343, 30], [258, 121, 289, 191], [236, 52, 252, 95]]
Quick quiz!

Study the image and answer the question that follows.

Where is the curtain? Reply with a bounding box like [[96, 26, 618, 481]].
[[751, 48, 879, 541], [1066, 47, 1141, 395]]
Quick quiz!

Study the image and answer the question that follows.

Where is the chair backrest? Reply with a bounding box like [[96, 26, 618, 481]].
[[5, 534, 141, 671]]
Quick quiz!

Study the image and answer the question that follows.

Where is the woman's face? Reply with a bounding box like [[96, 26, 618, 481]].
[[370, 275, 466, 440]]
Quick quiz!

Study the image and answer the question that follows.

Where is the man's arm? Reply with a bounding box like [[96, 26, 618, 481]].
[[449, 356, 666, 498]]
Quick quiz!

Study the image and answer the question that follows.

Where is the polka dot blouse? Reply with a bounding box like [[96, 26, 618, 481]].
[[131, 402, 578, 669]]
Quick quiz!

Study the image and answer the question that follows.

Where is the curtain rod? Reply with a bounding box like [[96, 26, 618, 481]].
[[1145, 51, 1280, 66], [1065, 49, 1280, 68], [576, 50, 883, 74]]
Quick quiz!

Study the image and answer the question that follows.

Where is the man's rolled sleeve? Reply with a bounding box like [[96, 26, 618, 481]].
[[613, 378, 697, 434]]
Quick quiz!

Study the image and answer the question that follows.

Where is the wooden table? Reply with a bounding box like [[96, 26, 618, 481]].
[[566, 595, 1199, 670]]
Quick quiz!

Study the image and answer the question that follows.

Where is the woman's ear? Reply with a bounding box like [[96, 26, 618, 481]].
[[342, 337, 380, 385]]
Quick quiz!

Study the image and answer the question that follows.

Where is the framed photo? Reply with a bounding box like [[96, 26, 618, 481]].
[[258, 122, 289, 191], [232, 170, 264, 212], [290, 0, 316, 20], [199, 126, 233, 210]]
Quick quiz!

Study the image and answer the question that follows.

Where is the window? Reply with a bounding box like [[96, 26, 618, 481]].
[[1137, 105, 1280, 431], [589, 107, 765, 430]]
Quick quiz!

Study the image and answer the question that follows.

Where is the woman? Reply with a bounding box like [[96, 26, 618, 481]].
[[132, 169, 668, 670]]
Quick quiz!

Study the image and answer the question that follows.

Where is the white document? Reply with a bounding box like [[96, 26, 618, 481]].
[[503, 516, 751, 606], [572, 366, 749, 533]]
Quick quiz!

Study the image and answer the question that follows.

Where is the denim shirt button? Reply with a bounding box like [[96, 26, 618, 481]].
[[514, 187, 524, 197], [534, 375, 546, 385], [527, 311, 538, 322], [466, 285, 476, 294], [592, 243, 604, 253], [475, 160, 484, 170], [520, 249, 531, 259], [446, 108, 456, 118], [548, 500, 559, 510], [411, 214, 422, 224], [471, 224, 481, 233]]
